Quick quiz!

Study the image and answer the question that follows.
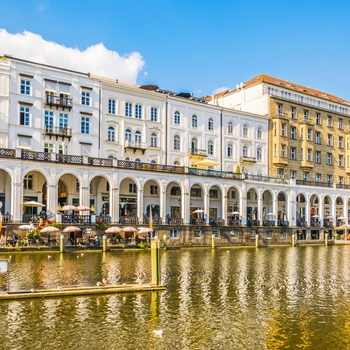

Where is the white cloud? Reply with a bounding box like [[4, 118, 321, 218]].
[[212, 86, 230, 95], [0, 29, 145, 83]]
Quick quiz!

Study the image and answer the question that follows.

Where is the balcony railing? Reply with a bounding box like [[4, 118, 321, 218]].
[[89, 157, 113, 167], [189, 148, 207, 157], [118, 160, 185, 173], [241, 156, 257, 163], [296, 180, 333, 188], [45, 94, 73, 110], [0, 148, 15, 158], [247, 219, 260, 226], [44, 125, 72, 138], [297, 219, 307, 227], [120, 216, 139, 224], [124, 140, 147, 152], [263, 220, 275, 226], [277, 220, 289, 227], [21, 150, 51, 161], [56, 154, 82, 164]]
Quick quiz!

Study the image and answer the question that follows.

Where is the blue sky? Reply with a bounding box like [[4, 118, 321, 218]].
[[1, 0, 350, 100]]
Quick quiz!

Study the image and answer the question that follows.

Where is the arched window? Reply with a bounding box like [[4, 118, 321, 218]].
[[243, 124, 248, 137], [227, 144, 233, 157], [125, 157, 130, 161], [135, 130, 141, 143], [257, 127, 262, 139], [135, 158, 141, 162], [208, 118, 214, 131], [257, 148, 262, 161], [191, 137, 198, 152], [151, 160, 157, 164], [174, 111, 180, 125], [228, 122, 233, 134], [174, 160, 180, 165], [208, 140, 214, 155], [150, 133, 158, 147], [107, 126, 115, 142], [243, 145, 248, 157], [174, 135, 180, 150], [125, 128, 132, 142], [192, 115, 198, 128]]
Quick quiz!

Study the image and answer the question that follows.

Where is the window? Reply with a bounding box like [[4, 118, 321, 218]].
[[191, 137, 198, 151], [243, 145, 248, 157], [150, 185, 158, 195], [150, 133, 158, 148], [23, 174, 33, 190], [243, 124, 248, 137], [81, 116, 90, 134], [208, 140, 214, 155], [135, 130, 142, 144], [307, 149, 312, 161], [327, 175, 332, 184], [125, 102, 132, 117], [227, 144, 233, 157], [192, 115, 198, 128], [291, 107, 296, 119], [315, 174, 321, 182], [20, 106, 30, 126], [327, 153, 332, 165], [191, 188, 202, 197], [273, 122, 277, 136], [277, 169, 283, 178], [151, 160, 157, 164], [209, 189, 218, 198], [257, 127, 262, 139], [44, 143, 54, 153], [107, 126, 115, 142], [315, 151, 321, 164], [304, 110, 309, 121], [125, 129, 132, 142], [174, 135, 180, 150], [277, 104, 283, 116], [281, 124, 286, 136], [307, 129, 312, 141], [290, 127, 297, 140], [327, 134, 333, 146], [81, 90, 91, 106], [316, 113, 321, 124], [339, 137, 344, 148], [339, 119, 343, 129], [20, 78, 31, 95], [303, 172, 309, 181], [257, 148, 262, 161], [108, 99, 116, 114], [273, 144, 277, 157], [228, 122, 233, 134], [170, 229, 178, 238], [281, 145, 286, 157], [315, 132, 321, 144], [339, 176, 344, 185], [135, 104, 142, 119], [129, 184, 137, 193], [194, 230, 202, 238], [339, 155, 344, 167], [208, 118, 214, 131], [151, 107, 158, 122], [327, 116, 332, 127], [290, 147, 296, 160], [290, 171, 296, 179], [44, 111, 54, 132], [174, 111, 180, 125]]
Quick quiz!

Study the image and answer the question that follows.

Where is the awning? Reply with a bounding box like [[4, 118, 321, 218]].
[[192, 160, 221, 167]]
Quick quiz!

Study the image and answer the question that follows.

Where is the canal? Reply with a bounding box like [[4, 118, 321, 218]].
[[1, 246, 350, 349]]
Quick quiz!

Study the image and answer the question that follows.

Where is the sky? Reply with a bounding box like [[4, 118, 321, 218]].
[[0, 0, 350, 100]]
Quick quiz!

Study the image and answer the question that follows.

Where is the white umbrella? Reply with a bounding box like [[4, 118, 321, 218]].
[[231, 211, 240, 215], [63, 226, 81, 232], [76, 205, 91, 211], [192, 160, 221, 167], [23, 201, 45, 208], [335, 224, 350, 230], [267, 213, 276, 216], [193, 209, 205, 214], [138, 227, 154, 233], [326, 216, 334, 220], [61, 205, 77, 211], [105, 226, 122, 233], [40, 226, 59, 233], [122, 226, 137, 232], [312, 215, 320, 218], [19, 224, 32, 230]]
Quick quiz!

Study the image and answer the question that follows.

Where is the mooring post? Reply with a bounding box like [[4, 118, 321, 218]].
[[102, 235, 107, 252], [325, 233, 328, 246], [151, 237, 161, 286], [163, 234, 167, 250], [255, 233, 259, 248], [291, 233, 295, 247], [212, 234, 215, 249], [60, 234, 65, 253]]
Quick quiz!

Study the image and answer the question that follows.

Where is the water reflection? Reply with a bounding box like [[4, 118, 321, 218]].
[[1, 247, 350, 349]]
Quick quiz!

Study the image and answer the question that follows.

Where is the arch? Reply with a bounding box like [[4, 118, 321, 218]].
[[125, 128, 132, 141]]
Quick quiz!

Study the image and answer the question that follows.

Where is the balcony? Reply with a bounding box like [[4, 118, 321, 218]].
[[301, 160, 314, 169], [21, 149, 51, 161], [272, 156, 288, 167], [277, 220, 289, 227], [189, 148, 207, 159], [45, 94, 73, 110], [241, 156, 257, 164], [44, 125, 72, 140], [263, 220, 275, 226], [296, 180, 333, 188], [124, 140, 147, 154], [272, 112, 289, 120]]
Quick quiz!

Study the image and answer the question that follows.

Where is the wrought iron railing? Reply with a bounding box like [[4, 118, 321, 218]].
[[21, 150, 51, 161], [56, 154, 82, 164], [296, 180, 333, 188]]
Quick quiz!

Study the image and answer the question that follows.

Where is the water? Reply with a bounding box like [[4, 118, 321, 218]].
[[1, 246, 350, 349]]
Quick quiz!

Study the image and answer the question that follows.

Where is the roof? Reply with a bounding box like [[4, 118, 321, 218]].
[[214, 74, 350, 106]]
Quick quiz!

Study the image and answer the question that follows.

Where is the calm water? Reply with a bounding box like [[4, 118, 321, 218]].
[[1, 246, 350, 349]]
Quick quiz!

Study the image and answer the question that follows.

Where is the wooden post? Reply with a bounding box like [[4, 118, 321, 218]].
[[60, 234, 65, 253], [151, 238, 161, 285]]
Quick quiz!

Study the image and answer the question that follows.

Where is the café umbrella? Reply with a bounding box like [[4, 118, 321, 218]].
[[23, 201, 45, 221], [61, 205, 77, 211], [40, 226, 59, 233], [63, 226, 81, 233], [105, 226, 122, 234]]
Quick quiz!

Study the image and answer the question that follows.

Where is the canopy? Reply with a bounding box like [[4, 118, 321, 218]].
[[63, 226, 81, 233], [61, 205, 77, 211], [192, 160, 221, 167], [122, 226, 137, 232], [40, 226, 59, 233], [105, 226, 122, 233], [23, 201, 45, 207]]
